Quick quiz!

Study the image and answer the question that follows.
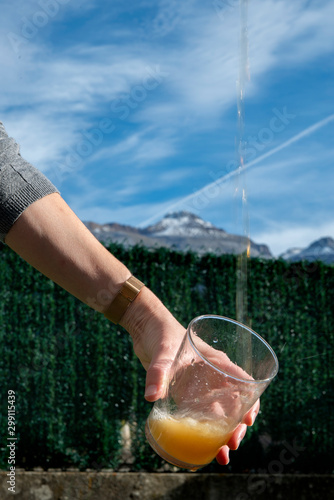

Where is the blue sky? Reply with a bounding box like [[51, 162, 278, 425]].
[[1, 0, 333, 256]]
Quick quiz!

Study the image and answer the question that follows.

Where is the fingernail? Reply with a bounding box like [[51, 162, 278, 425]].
[[145, 385, 158, 398], [250, 409, 258, 426], [236, 427, 247, 449]]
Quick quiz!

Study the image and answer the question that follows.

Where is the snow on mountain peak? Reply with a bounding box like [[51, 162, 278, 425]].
[[279, 247, 303, 260], [280, 236, 334, 264], [144, 211, 223, 237]]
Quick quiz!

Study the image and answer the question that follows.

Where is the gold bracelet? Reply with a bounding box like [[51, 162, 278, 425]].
[[103, 276, 145, 324]]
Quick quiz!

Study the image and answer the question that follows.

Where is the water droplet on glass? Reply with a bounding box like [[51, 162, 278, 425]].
[[213, 338, 218, 344]]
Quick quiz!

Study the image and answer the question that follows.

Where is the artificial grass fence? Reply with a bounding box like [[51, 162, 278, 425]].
[[0, 243, 333, 473]]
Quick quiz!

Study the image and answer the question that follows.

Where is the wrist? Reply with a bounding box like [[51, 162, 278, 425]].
[[103, 275, 145, 324], [119, 286, 165, 341]]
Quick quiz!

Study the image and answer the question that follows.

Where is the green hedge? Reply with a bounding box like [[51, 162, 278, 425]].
[[0, 243, 333, 473]]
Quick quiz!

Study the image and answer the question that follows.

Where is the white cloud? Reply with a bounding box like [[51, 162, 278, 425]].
[[2, 0, 334, 152], [67, 190, 184, 227], [2, 112, 78, 173], [112, 0, 334, 137], [253, 220, 334, 257], [1, 0, 334, 246], [90, 127, 177, 166]]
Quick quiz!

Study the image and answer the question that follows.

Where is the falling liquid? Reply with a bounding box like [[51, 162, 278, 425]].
[[235, 0, 250, 327], [235, 0, 252, 375]]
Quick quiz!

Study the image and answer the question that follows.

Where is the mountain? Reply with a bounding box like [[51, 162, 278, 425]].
[[279, 247, 303, 261], [280, 237, 334, 265], [84, 212, 333, 264], [84, 211, 272, 258], [143, 212, 226, 238]]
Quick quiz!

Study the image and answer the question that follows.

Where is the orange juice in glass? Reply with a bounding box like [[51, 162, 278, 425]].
[[146, 411, 234, 469], [145, 315, 278, 470]]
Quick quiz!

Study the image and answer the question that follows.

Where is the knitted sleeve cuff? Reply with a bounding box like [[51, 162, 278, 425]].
[[0, 156, 59, 243]]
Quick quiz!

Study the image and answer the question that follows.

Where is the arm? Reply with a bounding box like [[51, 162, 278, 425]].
[[5, 192, 186, 397], [5, 192, 259, 465]]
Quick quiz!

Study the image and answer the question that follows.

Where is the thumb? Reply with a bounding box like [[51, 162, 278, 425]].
[[144, 357, 173, 402]]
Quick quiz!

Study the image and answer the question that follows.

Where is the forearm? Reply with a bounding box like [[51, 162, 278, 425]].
[[5, 192, 180, 353], [5, 193, 133, 313]]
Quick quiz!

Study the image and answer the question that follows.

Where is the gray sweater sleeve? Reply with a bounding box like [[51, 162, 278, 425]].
[[0, 121, 59, 243]]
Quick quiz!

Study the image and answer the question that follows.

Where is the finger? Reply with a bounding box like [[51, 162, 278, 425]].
[[226, 423, 247, 451], [216, 445, 230, 465], [242, 399, 260, 426], [144, 357, 172, 402]]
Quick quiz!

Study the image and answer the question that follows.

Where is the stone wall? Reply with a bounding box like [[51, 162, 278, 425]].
[[1, 472, 334, 500]]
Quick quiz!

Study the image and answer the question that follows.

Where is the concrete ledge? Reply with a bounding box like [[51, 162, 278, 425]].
[[1, 471, 333, 500]]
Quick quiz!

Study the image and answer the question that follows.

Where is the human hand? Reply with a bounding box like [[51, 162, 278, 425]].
[[120, 286, 186, 400], [120, 287, 259, 465]]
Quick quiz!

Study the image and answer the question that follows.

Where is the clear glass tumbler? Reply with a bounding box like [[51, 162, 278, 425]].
[[145, 315, 279, 470]]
